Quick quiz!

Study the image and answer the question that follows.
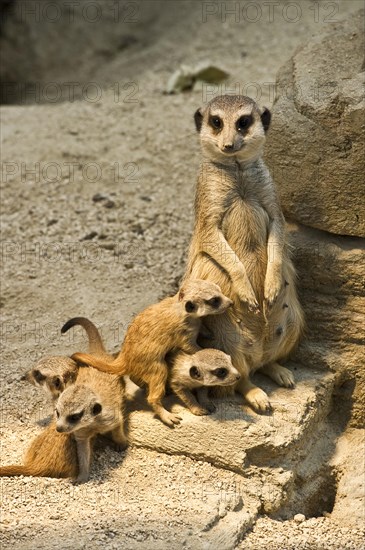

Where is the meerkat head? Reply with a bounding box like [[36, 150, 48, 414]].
[[194, 95, 271, 163], [22, 356, 79, 401], [55, 384, 103, 434], [178, 279, 232, 317], [188, 349, 241, 387]]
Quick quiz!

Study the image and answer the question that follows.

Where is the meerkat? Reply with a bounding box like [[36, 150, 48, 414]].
[[22, 356, 79, 402], [184, 95, 304, 413], [167, 348, 240, 416], [71, 279, 232, 427], [0, 368, 127, 483], [22, 317, 111, 402]]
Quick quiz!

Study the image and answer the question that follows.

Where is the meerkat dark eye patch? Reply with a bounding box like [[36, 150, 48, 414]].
[[92, 403, 102, 416], [212, 367, 228, 379], [33, 369, 46, 383], [209, 115, 223, 131], [261, 108, 271, 133], [67, 411, 84, 424], [206, 296, 222, 308], [236, 115, 253, 132], [52, 376, 61, 389], [189, 366, 201, 379], [185, 300, 196, 313]]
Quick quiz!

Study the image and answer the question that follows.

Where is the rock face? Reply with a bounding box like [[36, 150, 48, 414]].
[[265, 9, 365, 238], [289, 223, 365, 429]]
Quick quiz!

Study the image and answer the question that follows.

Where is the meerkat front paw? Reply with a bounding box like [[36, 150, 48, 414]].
[[158, 410, 182, 427], [235, 283, 260, 314], [264, 273, 283, 308], [73, 474, 89, 484], [190, 405, 211, 416]]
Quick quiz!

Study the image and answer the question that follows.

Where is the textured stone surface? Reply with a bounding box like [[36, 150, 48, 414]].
[[289, 223, 365, 428], [265, 9, 365, 237]]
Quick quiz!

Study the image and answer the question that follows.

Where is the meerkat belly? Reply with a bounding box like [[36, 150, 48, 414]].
[[223, 198, 269, 295]]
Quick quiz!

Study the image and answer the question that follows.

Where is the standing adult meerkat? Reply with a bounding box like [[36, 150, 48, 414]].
[[22, 317, 112, 402], [0, 367, 127, 483], [184, 95, 304, 412], [72, 279, 232, 427]]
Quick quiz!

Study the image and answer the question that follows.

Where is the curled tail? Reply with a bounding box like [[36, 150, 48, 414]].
[[62, 317, 106, 356], [71, 352, 126, 375]]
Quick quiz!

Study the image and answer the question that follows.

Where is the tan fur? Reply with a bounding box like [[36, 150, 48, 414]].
[[72, 279, 232, 427], [23, 356, 79, 402], [23, 317, 111, 402], [0, 424, 78, 479], [168, 348, 240, 416], [184, 95, 304, 412], [2, 366, 127, 483]]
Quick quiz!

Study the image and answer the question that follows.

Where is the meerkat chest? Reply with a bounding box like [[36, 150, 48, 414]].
[[222, 187, 270, 250]]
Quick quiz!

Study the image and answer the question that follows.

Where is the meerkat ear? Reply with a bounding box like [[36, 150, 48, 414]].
[[178, 289, 185, 301], [261, 108, 271, 133], [194, 108, 203, 132]]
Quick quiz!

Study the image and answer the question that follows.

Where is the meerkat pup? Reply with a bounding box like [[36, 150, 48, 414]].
[[22, 317, 111, 402], [0, 368, 127, 483], [184, 95, 304, 412], [167, 348, 240, 416], [71, 279, 232, 427], [22, 356, 79, 402]]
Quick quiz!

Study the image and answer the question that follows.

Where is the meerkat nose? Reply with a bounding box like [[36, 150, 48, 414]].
[[223, 144, 234, 152], [56, 425, 65, 433], [235, 374, 241, 380]]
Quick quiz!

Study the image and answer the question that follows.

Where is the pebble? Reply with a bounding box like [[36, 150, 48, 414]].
[[294, 513, 306, 523]]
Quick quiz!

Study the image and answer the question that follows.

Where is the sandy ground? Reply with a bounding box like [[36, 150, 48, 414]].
[[1, 1, 364, 548]]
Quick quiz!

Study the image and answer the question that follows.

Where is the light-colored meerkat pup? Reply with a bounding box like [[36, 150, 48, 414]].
[[184, 95, 304, 412], [167, 348, 241, 416], [0, 368, 127, 483], [22, 317, 111, 402], [22, 356, 79, 402], [71, 279, 232, 427]]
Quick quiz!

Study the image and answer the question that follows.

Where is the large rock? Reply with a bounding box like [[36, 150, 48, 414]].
[[289, 223, 365, 428], [265, 9, 365, 237]]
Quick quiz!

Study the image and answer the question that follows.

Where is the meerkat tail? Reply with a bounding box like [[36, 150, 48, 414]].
[[0, 465, 39, 477], [71, 352, 126, 375], [61, 317, 106, 356]]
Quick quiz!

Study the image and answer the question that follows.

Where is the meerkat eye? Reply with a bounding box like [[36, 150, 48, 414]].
[[236, 115, 253, 132], [92, 403, 102, 416], [33, 369, 46, 384], [212, 367, 228, 379], [67, 411, 84, 424], [209, 116, 223, 130], [53, 377, 61, 389], [206, 296, 221, 308], [185, 301, 196, 313], [189, 366, 201, 379]]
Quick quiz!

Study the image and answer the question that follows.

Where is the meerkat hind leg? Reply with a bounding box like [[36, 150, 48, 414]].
[[260, 362, 295, 388], [147, 363, 182, 427], [237, 377, 272, 413]]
